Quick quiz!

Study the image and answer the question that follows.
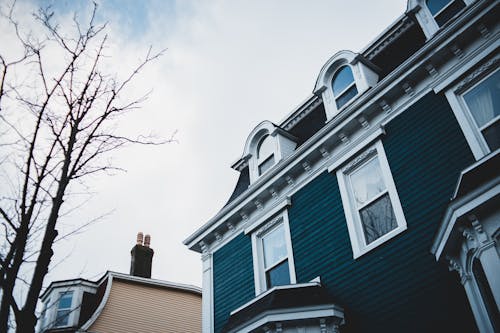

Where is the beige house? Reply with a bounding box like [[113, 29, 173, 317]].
[[38, 234, 202, 333]]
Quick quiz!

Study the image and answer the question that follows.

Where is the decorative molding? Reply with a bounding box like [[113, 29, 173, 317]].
[[283, 97, 323, 131], [275, 322, 283, 333], [450, 44, 464, 59], [254, 200, 264, 211], [365, 17, 415, 60], [379, 99, 392, 113], [256, 216, 284, 237], [240, 212, 249, 221], [469, 215, 484, 234], [462, 228, 475, 242], [302, 161, 312, 173], [338, 132, 350, 144], [285, 175, 294, 186], [227, 222, 235, 232], [477, 23, 490, 39], [214, 232, 222, 242], [269, 188, 278, 199], [320, 318, 327, 333], [342, 148, 377, 174], [425, 63, 439, 78], [199, 241, 208, 253], [357, 116, 369, 129], [402, 82, 414, 97], [446, 256, 470, 285], [319, 147, 330, 158], [454, 57, 499, 93], [201, 250, 212, 261]]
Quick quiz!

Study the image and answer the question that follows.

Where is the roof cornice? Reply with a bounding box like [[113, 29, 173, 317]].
[[184, 0, 495, 252]]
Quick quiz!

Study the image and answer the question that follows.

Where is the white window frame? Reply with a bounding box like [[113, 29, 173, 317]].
[[256, 135, 276, 176], [331, 65, 358, 111], [444, 64, 499, 160], [314, 51, 378, 123], [336, 141, 407, 259], [408, 0, 472, 40], [251, 210, 296, 295]]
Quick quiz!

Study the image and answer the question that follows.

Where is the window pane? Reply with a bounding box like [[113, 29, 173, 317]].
[[463, 71, 500, 128], [335, 85, 358, 109], [426, 0, 452, 15], [332, 66, 355, 97], [434, 0, 466, 26], [262, 224, 287, 268], [350, 157, 386, 207], [482, 120, 500, 151], [58, 292, 73, 309], [55, 309, 70, 327], [266, 260, 290, 288], [360, 194, 397, 244], [258, 155, 275, 175], [257, 135, 274, 159]]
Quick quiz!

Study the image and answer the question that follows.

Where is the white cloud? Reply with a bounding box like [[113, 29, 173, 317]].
[[2, 0, 406, 288]]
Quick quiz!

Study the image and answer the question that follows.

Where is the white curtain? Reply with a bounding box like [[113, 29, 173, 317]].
[[466, 87, 494, 128]]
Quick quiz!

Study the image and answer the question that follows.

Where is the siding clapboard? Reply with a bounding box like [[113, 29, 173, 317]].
[[88, 279, 201, 333], [213, 233, 255, 333], [288, 92, 477, 333]]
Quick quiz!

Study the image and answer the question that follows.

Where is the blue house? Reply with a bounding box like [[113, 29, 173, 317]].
[[184, 1, 499, 332]]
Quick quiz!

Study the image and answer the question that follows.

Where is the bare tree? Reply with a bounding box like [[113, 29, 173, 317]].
[[0, 3, 170, 332]]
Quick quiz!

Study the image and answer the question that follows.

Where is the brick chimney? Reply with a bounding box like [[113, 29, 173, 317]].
[[130, 232, 154, 278]]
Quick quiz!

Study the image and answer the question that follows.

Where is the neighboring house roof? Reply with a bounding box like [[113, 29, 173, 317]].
[[41, 271, 201, 333], [80, 271, 201, 333]]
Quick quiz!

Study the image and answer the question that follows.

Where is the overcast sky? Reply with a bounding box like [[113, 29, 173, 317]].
[[2, 0, 407, 288]]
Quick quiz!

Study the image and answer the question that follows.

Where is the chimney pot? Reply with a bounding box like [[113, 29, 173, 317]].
[[130, 232, 154, 278], [136, 232, 144, 245]]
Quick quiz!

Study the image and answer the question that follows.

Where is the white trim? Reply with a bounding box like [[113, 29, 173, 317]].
[[335, 141, 407, 259], [184, 0, 495, 252], [315, 51, 379, 122], [432, 181, 500, 260], [202, 253, 214, 333], [327, 127, 385, 173], [433, 35, 498, 94], [251, 209, 297, 295], [443, 60, 499, 160], [244, 197, 292, 234], [226, 304, 344, 333], [206, 125, 387, 256]]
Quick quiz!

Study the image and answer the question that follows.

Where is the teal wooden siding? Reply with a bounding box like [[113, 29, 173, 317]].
[[288, 92, 477, 332], [213, 233, 254, 333]]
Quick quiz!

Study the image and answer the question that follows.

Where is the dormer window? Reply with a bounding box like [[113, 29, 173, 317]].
[[332, 66, 358, 109], [408, 0, 471, 40], [257, 135, 276, 175], [426, 0, 465, 27], [314, 50, 379, 122], [55, 291, 73, 327], [236, 121, 297, 184]]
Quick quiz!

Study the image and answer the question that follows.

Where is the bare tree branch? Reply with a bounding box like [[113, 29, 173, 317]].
[[0, 2, 170, 332]]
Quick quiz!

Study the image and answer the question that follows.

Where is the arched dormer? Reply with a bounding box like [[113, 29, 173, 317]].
[[407, 0, 471, 39], [236, 121, 297, 184], [314, 50, 379, 122]]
